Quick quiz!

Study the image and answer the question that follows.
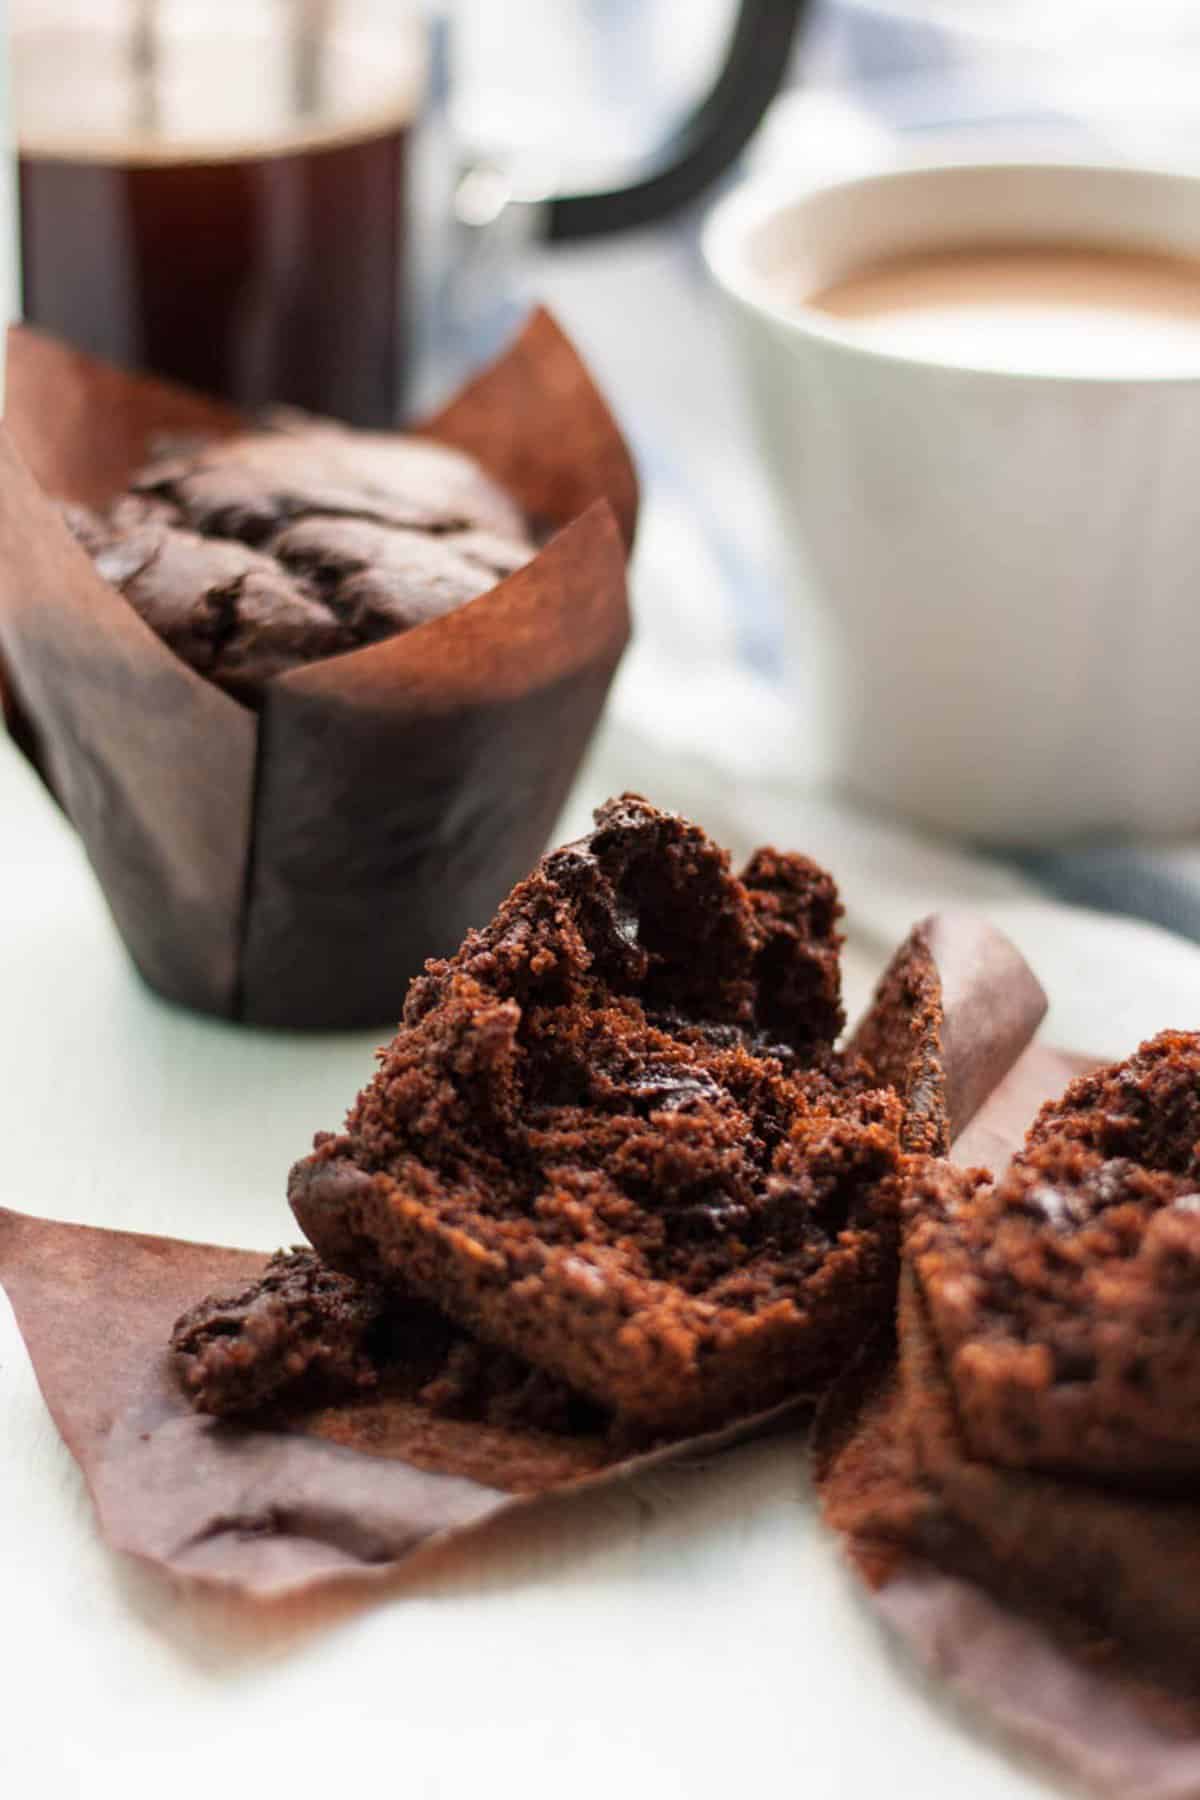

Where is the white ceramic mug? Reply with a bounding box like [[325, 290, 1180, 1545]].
[[704, 157, 1200, 844]]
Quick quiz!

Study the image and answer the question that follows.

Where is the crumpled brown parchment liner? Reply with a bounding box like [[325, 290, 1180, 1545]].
[[0, 1208, 804, 1601], [0, 910, 1044, 1607], [817, 1044, 1200, 1800], [0, 312, 635, 1027]]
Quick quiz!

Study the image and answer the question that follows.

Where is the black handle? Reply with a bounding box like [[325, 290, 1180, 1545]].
[[546, 1, 810, 242]]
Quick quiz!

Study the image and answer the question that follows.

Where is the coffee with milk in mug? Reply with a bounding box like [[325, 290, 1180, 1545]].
[[703, 158, 1200, 841], [806, 241, 1200, 375]]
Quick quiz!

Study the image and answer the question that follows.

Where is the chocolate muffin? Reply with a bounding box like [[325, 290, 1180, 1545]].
[[820, 1031, 1200, 1718], [908, 1031, 1200, 1484], [822, 1260, 1200, 1712], [287, 795, 906, 1439], [65, 419, 534, 704]]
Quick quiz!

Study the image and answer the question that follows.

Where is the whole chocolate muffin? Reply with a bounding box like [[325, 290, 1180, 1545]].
[[65, 419, 534, 704]]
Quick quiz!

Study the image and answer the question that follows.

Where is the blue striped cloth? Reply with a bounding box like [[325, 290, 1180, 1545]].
[[1013, 845, 1200, 945]]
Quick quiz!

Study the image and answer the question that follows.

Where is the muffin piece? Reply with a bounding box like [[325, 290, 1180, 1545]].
[[290, 795, 905, 1438], [850, 911, 1048, 1158], [1026, 1028, 1200, 1172], [172, 1248, 388, 1416], [909, 1030, 1200, 1483], [65, 421, 534, 704], [170, 1245, 599, 1438], [848, 919, 950, 1155], [820, 1260, 1200, 1713], [818, 1037, 1200, 1719]]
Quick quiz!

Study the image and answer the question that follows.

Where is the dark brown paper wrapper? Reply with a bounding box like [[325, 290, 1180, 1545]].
[[817, 1045, 1200, 1800], [0, 312, 635, 1027], [0, 910, 1045, 1608]]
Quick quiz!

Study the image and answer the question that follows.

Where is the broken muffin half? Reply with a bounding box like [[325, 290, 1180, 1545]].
[[286, 795, 905, 1437], [909, 1030, 1200, 1483]]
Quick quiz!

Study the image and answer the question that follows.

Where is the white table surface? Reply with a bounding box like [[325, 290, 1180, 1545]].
[[8, 601, 1200, 1800], [9, 205, 1200, 1800]]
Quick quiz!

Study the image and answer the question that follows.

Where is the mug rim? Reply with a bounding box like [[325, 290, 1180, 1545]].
[[702, 152, 1200, 386]]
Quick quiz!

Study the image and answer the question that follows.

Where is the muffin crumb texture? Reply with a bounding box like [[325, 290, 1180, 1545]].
[[171, 1245, 601, 1441], [910, 1029, 1200, 1481], [289, 794, 906, 1437]]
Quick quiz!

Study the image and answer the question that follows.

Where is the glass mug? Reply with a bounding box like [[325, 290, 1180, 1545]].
[[12, 0, 809, 425]]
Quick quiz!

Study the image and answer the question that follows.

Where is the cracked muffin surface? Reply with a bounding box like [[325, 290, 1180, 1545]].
[[289, 794, 906, 1437], [65, 420, 533, 703]]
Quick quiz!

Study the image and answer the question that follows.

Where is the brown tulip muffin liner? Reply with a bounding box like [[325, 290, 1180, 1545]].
[[817, 1044, 1200, 1800], [0, 911, 1044, 1607], [0, 312, 635, 1027]]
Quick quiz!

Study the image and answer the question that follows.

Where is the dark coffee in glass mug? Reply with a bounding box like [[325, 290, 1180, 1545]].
[[14, 1, 808, 426]]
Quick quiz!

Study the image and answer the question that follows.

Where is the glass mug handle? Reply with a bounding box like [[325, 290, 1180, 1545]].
[[545, 0, 810, 240]]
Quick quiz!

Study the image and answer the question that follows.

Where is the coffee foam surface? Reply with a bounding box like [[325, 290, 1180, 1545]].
[[807, 242, 1200, 376]]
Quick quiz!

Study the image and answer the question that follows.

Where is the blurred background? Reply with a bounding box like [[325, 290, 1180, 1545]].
[[460, 0, 1200, 936], [10, 0, 1200, 933], [435, 0, 1200, 659], [12, 0, 1200, 667]]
